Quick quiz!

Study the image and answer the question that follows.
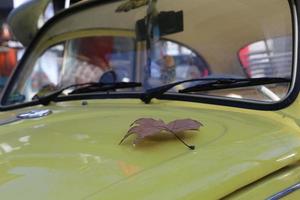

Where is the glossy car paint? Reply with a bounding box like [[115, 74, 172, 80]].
[[0, 0, 299, 199], [0, 97, 300, 199]]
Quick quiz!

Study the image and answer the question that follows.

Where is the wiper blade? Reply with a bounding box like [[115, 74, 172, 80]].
[[34, 82, 142, 106], [140, 77, 290, 104], [69, 82, 141, 94], [179, 77, 290, 93]]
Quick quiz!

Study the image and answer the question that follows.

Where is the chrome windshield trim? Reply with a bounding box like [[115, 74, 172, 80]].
[[266, 182, 300, 200]]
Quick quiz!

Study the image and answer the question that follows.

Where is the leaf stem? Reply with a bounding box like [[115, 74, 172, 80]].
[[168, 130, 195, 150]]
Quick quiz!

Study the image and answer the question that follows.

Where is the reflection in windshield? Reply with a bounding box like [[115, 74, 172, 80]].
[[146, 40, 209, 88], [239, 36, 293, 78], [4, 0, 294, 105], [18, 36, 210, 102]]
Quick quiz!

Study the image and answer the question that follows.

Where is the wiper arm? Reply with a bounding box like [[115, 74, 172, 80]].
[[34, 82, 142, 106], [140, 77, 290, 104]]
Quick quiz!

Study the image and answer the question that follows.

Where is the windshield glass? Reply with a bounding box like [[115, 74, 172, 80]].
[[3, 0, 293, 105]]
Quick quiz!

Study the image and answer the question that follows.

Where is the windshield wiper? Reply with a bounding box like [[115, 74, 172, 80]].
[[34, 82, 142, 106], [140, 77, 290, 104]]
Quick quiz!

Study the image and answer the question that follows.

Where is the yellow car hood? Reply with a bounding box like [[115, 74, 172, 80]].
[[0, 99, 300, 200]]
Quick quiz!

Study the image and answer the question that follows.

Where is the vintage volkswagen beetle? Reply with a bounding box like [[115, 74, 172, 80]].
[[1, 0, 300, 199]]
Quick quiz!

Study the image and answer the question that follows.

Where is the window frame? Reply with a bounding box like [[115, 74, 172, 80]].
[[0, 0, 298, 111]]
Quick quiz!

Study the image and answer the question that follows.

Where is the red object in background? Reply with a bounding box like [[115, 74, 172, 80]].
[[238, 45, 252, 77], [77, 36, 114, 70], [0, 24, 17, 77], [0, 48, 17, 76]]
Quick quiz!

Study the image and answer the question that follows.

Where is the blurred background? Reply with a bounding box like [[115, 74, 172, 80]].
[[0, 0, 293, 101], [0, 0, 83, 94]]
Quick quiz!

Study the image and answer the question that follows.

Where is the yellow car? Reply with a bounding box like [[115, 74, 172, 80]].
[[0, 0, 300, 199]]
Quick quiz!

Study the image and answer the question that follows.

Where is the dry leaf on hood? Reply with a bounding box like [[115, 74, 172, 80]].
[[119, 118, 203, 150]]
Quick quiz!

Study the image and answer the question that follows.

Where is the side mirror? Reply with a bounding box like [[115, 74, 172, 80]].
[[7, 0, 51, 47]]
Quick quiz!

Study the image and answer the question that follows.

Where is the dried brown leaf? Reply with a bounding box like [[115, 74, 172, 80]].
[[130, 118, 165, 127], [119, 118, 203, 148], [166, 119, 203, 133]]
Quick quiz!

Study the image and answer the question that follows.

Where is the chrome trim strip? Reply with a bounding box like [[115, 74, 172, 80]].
[[16, 109, 52, 119], [266, 183, 300, 200]]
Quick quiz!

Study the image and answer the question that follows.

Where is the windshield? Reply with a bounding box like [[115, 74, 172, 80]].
[[3, 0, 293, 105]]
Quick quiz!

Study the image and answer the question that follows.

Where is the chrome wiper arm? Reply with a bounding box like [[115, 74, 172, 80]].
[[35, 82, 142, 106], [140, 77, 290, 104]]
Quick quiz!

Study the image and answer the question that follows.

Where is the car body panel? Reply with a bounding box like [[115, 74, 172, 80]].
[[0, 98, 300, 199], [223, 163, 300, 199], [0, 0, 299, 199]]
